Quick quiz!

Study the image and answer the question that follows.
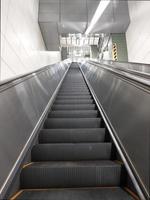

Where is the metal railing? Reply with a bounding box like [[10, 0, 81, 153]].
[[88, 60, 150, 90], [80, 60, 150, 199], [0, 60, 71, 92]]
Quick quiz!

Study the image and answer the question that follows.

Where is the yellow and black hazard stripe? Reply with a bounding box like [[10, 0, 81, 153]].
[[112, 43, 118, 61]]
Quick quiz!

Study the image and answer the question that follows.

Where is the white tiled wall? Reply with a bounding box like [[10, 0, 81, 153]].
[[1, 0, 61, 81], [126, 1, 150, 64]]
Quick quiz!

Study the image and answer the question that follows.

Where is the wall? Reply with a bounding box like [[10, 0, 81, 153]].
[[90, 45, 99, 59], [126, 1, 150, 64], [1, 0, 61, 81], [61, 47, 68, 61], [111, 33, 128, 62]]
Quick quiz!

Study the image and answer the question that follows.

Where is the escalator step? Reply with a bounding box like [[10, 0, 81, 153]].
[[14, 187, 133, 200], [21, 161, 121, 188], [56, 95, 92, 99], [60, 89, 89, 92], [44, 118, 101, 129], [61, 86, 87, 88], [60, 87, 88, 90], [58, 92, 91, 96], [39, 128, 105, 143], [31, 143, 112, 161], [48, 110, 98, 118], [13, 63, 132, 200], [54, 99, 93, 104], [52, 104, 96, 110]]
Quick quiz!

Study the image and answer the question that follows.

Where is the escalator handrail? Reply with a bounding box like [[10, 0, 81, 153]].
[[79, 64, 148, 200], [0, 60, 71, 92], [0, 64, 56, 88], [88, 60, 150, 89], [101, 59, 150, 69], [91, 60, 150, 78]]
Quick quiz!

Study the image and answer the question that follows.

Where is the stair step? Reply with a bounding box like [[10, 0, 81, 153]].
[[60, 88, 89, 92], [44, 118, 101, 129], [60, 89, 89, 91], [54, 99, 93, 104], [14, 187, 133, 200], [14, 64, 130, 200], [20, 161, 121, 188], [52, 104, 96, 110], [60, 87, 88, 90], [32, 143, 112, 161], [61, 87, 87, 89], [57, 95, 92, 99], [60, 85, 87, 87], [58, 93, 91, 96], [39, 128, 105, 143], [49, 110, 98, 118]]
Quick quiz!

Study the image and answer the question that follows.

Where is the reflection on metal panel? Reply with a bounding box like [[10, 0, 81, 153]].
[[101, 60, 150, 74], [81, 62, 150, 196], [0, 62, 69, 193]]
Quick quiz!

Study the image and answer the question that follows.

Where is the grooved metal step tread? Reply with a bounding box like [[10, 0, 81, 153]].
[[39, 128, 105, 143], [60, 89, 89, 92], [56, 95, 92, 99], [61, 84, 87, 86], [31, 143, 112, 161], [49, 110, 98, 118], [14, 187, 133, 200], [60, 89, 89, 91], [52, 104, 96, 110], [59, 92, 90, 96], [60, 87, 88, 90], [44, 118, 101, 129], [60, 86, 88, 88], [21, 161, 121, 188], [54, 99, 93, 104], [14, 63, 129, 200]]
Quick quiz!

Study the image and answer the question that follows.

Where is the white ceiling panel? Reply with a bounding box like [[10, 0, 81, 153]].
[[61, 0, 87, 22], [39, 1, 59, 22], [39, 0, 130, 50], [92, 1, 130, 33], [39, 22, 60, 50], [59, 22, 87, 34], [40, 0, 59, 3], [39, 12, 59, 22], [87, 0, 100, 22]]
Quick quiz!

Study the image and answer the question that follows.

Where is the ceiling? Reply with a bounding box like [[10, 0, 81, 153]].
[[39, 0, 130, 51]]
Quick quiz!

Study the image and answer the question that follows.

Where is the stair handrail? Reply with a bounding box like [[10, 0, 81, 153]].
[[88, 60, 150, 90], [0, 60, 70, 92], [79, 63, 149, 200], [0, 65, 53, 86]]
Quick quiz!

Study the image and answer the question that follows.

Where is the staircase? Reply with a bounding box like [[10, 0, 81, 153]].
[[11, 63, 134, 199]]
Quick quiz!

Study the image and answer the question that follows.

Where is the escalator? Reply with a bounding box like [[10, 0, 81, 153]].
[[11, 63, 137, 200]]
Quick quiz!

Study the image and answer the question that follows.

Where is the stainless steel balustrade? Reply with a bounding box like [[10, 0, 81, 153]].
[[80, 60, 150, 200], [98, 60, 150, 74], [88, 60, 150, 88], [0, 61, 70, 198]]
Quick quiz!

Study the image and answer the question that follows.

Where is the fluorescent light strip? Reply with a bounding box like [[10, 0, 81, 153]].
[[85, 0, 111, 35]]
